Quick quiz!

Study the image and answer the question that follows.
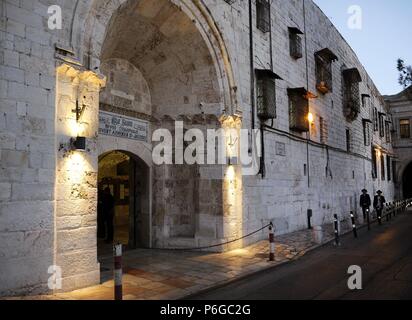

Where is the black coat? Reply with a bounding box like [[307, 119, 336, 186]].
[[373, 195, 386, 210], [360, 194, 371, 208]]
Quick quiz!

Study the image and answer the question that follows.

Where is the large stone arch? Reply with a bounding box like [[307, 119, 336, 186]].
[[70, 0, 239, 116]]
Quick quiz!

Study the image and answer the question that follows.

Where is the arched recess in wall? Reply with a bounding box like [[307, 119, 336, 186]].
[[70, 0, 239, 116]]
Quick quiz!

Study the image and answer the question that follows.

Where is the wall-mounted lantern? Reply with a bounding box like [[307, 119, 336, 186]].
[[70, 136, 86, 151]]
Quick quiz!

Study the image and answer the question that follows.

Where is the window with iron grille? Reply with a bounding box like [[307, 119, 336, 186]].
[[346, 129, 351, 152], [288, 27, 303, 59], [387, 155, 391, 181], [362, 94, 371, 109], [256, 0, 270, 33], [400, 119, 411, 139], [288, 88, 309, 132], [379, 113, 385, 138], [320, 117, 328, 144], [373, 107, 378, 131], [363, 119, 372, 146], [372, 147, 378, 179], [256, 69, 279, 120], [381, 155, 385, 180], [315, 48, 338, 94], [385, 121, 391, 143], [342, 68, 362, 122]]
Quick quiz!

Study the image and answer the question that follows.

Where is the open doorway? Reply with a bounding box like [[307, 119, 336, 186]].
[[403, 161, 412, 199], [97, 150, 150, 258]]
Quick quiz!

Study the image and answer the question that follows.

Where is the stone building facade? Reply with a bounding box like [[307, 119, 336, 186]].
[[0, 0, 396, 296], [385, 87, 412, 199]]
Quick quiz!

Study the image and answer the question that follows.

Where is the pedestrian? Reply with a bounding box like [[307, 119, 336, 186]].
[[102, 187, 115, 243], [360, 189, 371, 220], [373, 190, 386, 225]]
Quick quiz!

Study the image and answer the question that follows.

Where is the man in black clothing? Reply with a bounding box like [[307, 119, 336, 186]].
[[373, 190, 386, 225], [360, 189, 371, 220], [102, 187, 115, 243]]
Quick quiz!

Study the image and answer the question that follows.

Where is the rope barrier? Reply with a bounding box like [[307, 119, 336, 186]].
[[168, 223, 273, 251]]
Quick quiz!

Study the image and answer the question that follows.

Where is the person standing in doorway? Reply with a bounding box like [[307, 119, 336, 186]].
[[360, 189, 371, 220], [373, 190, 386, 225], [102, 187, 115, 243]]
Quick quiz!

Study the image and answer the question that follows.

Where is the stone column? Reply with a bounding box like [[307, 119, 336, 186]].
[[220, 115, 244, 250], [54, 64, 106, 292]]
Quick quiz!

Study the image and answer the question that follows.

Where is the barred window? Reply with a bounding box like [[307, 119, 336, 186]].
[[373, 108, 379, 131], [379, 113, 385, 138], [288, 87, 309, 132], [342, 68, 362, 122], [381, 155, 385, 180], [387, 155, 391, 181], [315, 48, 338, 94], [256, 0, 270, 33], [385, 121, 391, 143], [362, 94, 371, 109], [400, 119, 410, 139], [288, 27, 303, 59], [256, 69, 281, 120], [363, 119, 372, 146], [320, 117, 328, 144]]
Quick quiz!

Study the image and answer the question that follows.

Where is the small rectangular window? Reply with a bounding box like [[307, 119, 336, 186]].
[[288, 88, 309, 132], [256, 0, 270, 33], [373, 108, 379, 131], [381, 155, 385, 180], [288, 27, 303, 59], [372, 147, 378, 179], [385, 121, 391, 143], [346, 129, 351, 152], [400, 119, 410, 139], [379, 113, 385, 138], [320, 117, 328, 144], [363, 119, 371, 146], [387, 155, 391, 181], [393, 160, 397, 183]]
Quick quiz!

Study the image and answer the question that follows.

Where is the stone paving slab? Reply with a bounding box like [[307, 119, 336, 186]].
[[3, 219, 357, 300]]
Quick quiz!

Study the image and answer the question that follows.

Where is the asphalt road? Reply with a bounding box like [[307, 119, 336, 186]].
[[187, 209, 412, 300]]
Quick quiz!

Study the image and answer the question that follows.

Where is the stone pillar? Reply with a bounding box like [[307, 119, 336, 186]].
[[220, 115, 244, 250], [54, 64, 106, 292]]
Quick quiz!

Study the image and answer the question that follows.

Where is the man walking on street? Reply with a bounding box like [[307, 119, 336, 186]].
[[373, 190, 386, 225], [360, 189, 371, 220]]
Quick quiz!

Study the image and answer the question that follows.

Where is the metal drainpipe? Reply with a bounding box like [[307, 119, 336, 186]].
[[303, 0, 310, 188], [249, 0, 255, 131]]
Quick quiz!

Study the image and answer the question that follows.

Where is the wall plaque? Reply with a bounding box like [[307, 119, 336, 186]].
[[99, 111, 148, 142]]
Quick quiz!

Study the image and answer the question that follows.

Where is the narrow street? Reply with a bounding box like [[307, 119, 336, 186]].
[[188, 209, 412, 300]]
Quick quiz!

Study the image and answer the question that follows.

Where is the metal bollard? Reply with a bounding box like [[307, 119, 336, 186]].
[[333, 214, 340, 246], [366, 208, 371, 231], [386, 204, 390, 222], [350, 211, 358, 238], [269, 223, 275, 261], [114, 243, 123, 301]]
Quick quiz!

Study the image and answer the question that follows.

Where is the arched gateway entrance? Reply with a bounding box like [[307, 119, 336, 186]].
[[54, 0, 241, 292], [97, 151, 150, 257]]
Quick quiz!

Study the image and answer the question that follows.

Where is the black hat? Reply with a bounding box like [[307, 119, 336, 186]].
[[362, 189, 367, 193], [377, 190, 383, 194]]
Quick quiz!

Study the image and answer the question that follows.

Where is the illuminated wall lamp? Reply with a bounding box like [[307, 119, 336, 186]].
[[227, 156, 239, 166], [70, 136, 86, 151]]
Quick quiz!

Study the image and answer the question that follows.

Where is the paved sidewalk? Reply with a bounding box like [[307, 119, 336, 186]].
[[5, 220, 354, 300]]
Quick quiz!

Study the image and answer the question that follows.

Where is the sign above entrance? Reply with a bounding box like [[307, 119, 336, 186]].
[[99, 111, 148, 142]]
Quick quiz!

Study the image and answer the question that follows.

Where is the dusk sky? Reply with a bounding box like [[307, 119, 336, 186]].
[[313, 0, 411, 96]]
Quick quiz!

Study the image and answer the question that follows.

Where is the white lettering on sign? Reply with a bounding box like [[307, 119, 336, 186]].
[[99, 111, 148, 142]]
